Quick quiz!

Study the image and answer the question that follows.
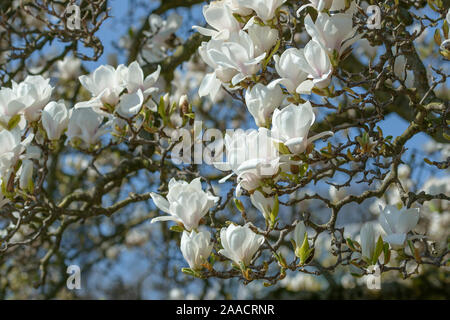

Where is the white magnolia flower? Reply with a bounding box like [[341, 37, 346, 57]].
[[18, 159, 34, 191], [421, 176, 450, 212], [238, 0, 287, 21], [245, 82, 283, 127], [150, 178, 219, 231], [356, 38, 377, 60], [273, 48, 308, 93], [208, 31, 266, 85], [41, 100, 69, 141], [142, 13, 183, 63], [180, 230, 213, 270], [360, 222, 376, 263], [67, 107, 108, 148], [250, 190, 275, 220], [329, 185, 346, 203], [56, 56, 81, 80], [12, 75, 53, 122], [215, 128, 280, 196], [79, 64, 127, 106], [271, 102, 333, 154], [147, 13, 183, 47], [378, 205, 420, 249], [244, 18, 279, 56], [393, 52, 414, 88], [304, 13, 359, 57], [193, 2, 241, 40], [123, 61, 160, 100], [0, 128, 33, 179], [198, 39, 238, 101], [295, 40, 333, 94], [116, 89, 144, 118], [0, 87, 26, 129], [219, 223, 265, 266]]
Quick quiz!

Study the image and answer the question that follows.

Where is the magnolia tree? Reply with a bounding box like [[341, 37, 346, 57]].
[[0, 0, 449, 299]]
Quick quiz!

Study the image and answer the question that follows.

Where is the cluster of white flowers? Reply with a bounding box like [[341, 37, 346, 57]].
[[196, 0, 358, 101], [355, 205, 421, 267], [151, 177, 265, 270], [0, 60, 162, 197], [68, 61, 161, 148], [192, 0, 362, 203], [0, 76, 51, 194]]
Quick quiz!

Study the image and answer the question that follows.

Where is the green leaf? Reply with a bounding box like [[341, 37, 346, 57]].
[[7, 114, 21, 130], [263, 39, 281, 70], [170, 225, 184, 233], [443, 133, 450, 141], [157, 96, 168, 125], [444, 20, 449, 39], [297, 232, 313, 265], [383, 242, 391, 265], [346, 238, 357, 251], [434, 29, 442, 46], [269, 194, 279, 227], [372, 236, 384, 265], [234, 198, 245, 213], [183, 113, 195, 119], [181, 268, 202, 278], [275, 141, 291, 155]]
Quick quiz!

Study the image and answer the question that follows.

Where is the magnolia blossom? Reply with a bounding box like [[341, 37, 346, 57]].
[[79, 64, 127, 106], [238, 0, 287, 21], [41, 100, 69, 141], [18, 145, 40, 192], [67, 107, 108, 148], [244, 18, 279, 56], [142, 13, 183, 63], [304, 13, 359, 57], [393, 52, 414, 88], [360, 222, 376, 263], [56, 56, 81, 80], [271, 102, 333, 154], [378, 205, 420, 249], [0, 128, 33, 178], [208, 31, 266, 85], [124, 61, 160, 100], [198, 39, 237, 101], [329, 185, 347, 203], [0, 87, 26, 129], [296, 40, 333, 94], [12, 76, 53, 122], [180, 230, 213, 270], [273, 48, 308, 94], [193, 2, 241, 40], [245, 82, 283, 127], [215, 128, 280, 196], [116, 89, 144, 119], [219, 223, 265, 266], [150, 178, 219, 231], [250, 190, 275, 220]]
